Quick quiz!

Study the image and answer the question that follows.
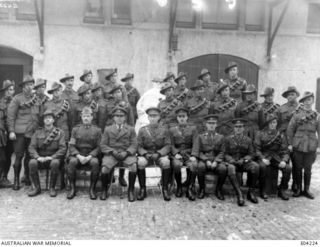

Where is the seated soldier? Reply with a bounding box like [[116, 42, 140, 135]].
[[28, 109, 67, 197], [169, 106, 198, 199], [191, 114, 228, 200], [255, 114, 291, 200], [224, 118, 260, 204], [66, 107, 102, 200], [100, 106, 138, 202], [137, 107, 172, 201]]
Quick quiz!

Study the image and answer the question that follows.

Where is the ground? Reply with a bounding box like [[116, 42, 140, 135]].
[[0, 158, 319, 240]]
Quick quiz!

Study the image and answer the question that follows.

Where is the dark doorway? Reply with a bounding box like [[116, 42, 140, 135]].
[[178, 54, 260, 90]]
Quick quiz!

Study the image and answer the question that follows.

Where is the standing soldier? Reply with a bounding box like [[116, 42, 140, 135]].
[[198, 68, 219, 102], [66, 107, 102, 200], [73, 84, 101, 127], [8, 75, 39, 189], [34, 78, 49, 115], [158, 82, 183, 128], [277, 86, 300, 192], [224, 62, 247, 103], [44, 82, 72, 142], [27, 109, 66, 197], [60, 73, 79, 107], [287, 92, 319, 199], [91, 82, 108, 130], [169, 106, 198, 199], [259, 87, 280, 128], [163, 72, 176, 88], [136, 107, 172, 201], [0, 80, 15, 187], [102, 69, 128, 102], [235, 84, 262, 140], [224, 118, 260, 204], [173, 72, 193, 104], [210, 82, 237, 136], [121, 73, 140, 123], [185, 80, 211, 133], [80, 69, 93, 87], [100, 107, 138, 202], [255, 114, 291, 200]]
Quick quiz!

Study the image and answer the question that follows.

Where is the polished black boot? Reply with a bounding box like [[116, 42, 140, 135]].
[[100, 173, 110, 200], [67, 171, 76, 200], [28, 173, 41, 197], [49, 172, 58, 197], [186, 172, 196, 201], [137, 169, 147, 201], [174, 171, 183, 198], [229, 175, 245, 206], [303, 172, 314, 199], [162, 168, 171, 201], [197, 173, 205, 199], [293, 170, 302, 197], [259, 176, 268, 200], [215, 174, 227, 201], [119, 169, 127, 187], [22, 158, 31, 186], [247, 188, 258, 204], [13, 166, 21, 191], [89, 173, 99, 200], [128, 172, 136, 202]]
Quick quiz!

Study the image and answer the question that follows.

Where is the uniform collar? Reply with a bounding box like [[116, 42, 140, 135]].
[[84, 124, 92, 129]]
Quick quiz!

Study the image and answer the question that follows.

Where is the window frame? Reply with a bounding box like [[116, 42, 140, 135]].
[[244, 0, 266, 32], [111, 0, 132, 25], [306, 3, 320, 34], [83, 0, 105, 24]]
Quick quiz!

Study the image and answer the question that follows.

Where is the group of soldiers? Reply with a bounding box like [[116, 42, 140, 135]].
[[0, 62, 318, 207]]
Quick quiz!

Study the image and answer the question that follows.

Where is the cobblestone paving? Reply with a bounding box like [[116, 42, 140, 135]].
[[1, 158, 319, 240]]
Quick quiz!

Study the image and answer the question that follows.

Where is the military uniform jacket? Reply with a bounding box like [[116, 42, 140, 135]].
[[254, 129, 289, 163], [260, 101, 280, 128], [287, 109, 320, 153], [44, 98, 72, 141], [0, 97, 9, 147], [125, 85, 140, 122], [101, 81, 128, 102], [93, 96, 108, 130], [185, 96, 211, 126], [137, 124, 171, 156], [0, 96, 12, 132], [224, 77, 247, 102], [28, 127, 66, 160], [61, 89, 79, 107], [69, 124, 102, 157], [158, 97, 183, 126], [276, 101, 299, 133], [73, 99, 101, 127], [7, 92, 40, 138], [204, 81, 220, 102], [192, 131, 224, 162], [173, 86, 193, 104], [105, 98, 134, 127], [169, 124, 197, 156], [100, 123, 137, 155], [223, 134, 254, 165]]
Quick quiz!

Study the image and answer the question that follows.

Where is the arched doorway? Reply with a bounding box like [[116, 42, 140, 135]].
[[178, 54, 259, 90], [0, 46, 33, 93]]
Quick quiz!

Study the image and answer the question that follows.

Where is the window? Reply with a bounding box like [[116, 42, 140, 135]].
[[111, 0, 131, 25], [307, 3, 320, 34], [16, 0, 36, 21], [84, 0, 104, 24], [176, 0, 196, 28], [202, 0, 239, 30], [245, 0, 265, 31]]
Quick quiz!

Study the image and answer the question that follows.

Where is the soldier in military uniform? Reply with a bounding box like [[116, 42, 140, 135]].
[[66, 107, 102, 200], [223, 62, 247, 103], [158, 82, 183, 128], [44, 82, 72, 142], [235, 84, 262, 140], [80, 69, 93, 87], [185, 80, 212, 133], [121, 73, 140, 123], [163, 72, 176, 88], [34, 79, 50, 119], [60, 73, 79, 107], [73, 84, 101, 127], [137, 107, 172, 201], [223, 118, 259, 204], [0, 80, 15, 187], [255, 114, 291, 200], [173, 72, 193, 104], [91, 82, 108, 130], [100, 107, 138, 202], [27, 109, 67, 197], [210, 82, 237, 137], [198, 68, 219, 102], [259, 87, 280, 128], [102, 69, 128, 102], [169, 106, 198, 199], [287, 92, 320, 199], [8, 75, 40, 189]]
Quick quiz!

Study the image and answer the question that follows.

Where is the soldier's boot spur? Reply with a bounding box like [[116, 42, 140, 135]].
[[89, 173, 99, 200], [137, 169, 147, 201], [119, 168, 127, 187], [49, 172, 58, 197], [28, 173, 41, 197], [197, 173, 206, 199], [215, 175, 227, 201], [247, 188, 258, 204], [303, 172, 314, 199], [100, 173, 109, 201], [128, 172, 136, 202], [174, 171, 183, 198], [162, 168, 171, 201]]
